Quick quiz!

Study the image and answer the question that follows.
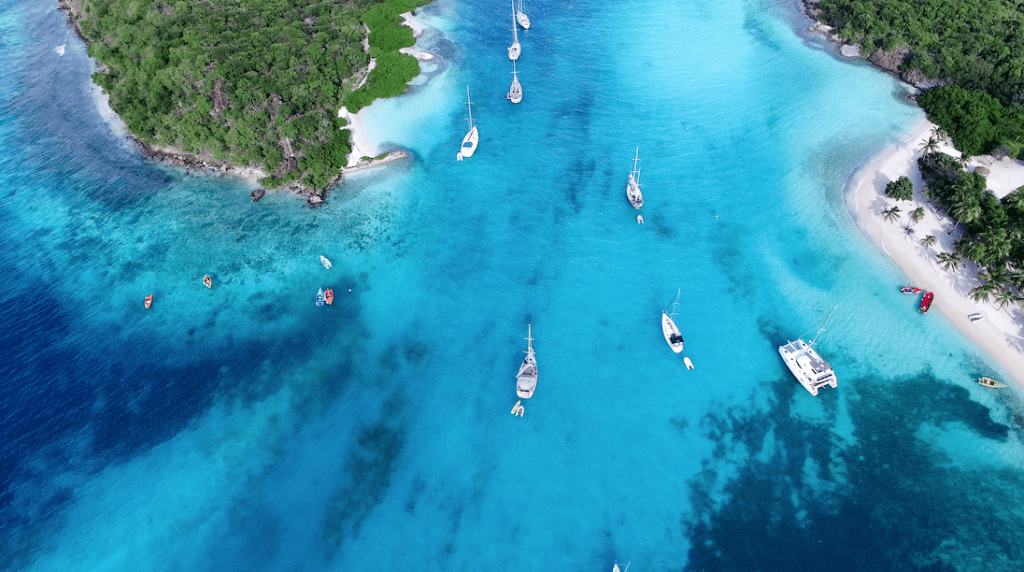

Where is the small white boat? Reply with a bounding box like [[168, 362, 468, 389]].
[[508, 0, 521, 61], [320, 255, 332, 269], [626, 147, 644, 208], [510, 400, 525, 416], [662, 288, 684, 353], [516, 324, 538, 398], [969, 313, 984, 322], [637, 214, 644, 224], [978, 376, 1007, 388], [516, 0, 530, 28], [460, 86, 479, 158], [316, 288, 325, 307], [684, 357, 694, 370], [507, 61, 522, 104]]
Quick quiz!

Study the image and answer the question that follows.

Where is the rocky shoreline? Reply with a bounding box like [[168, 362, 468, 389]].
[[56, 0, 411, 208], [800, 0, 947, 91]]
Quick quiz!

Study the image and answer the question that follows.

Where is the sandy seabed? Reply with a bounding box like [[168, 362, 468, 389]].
[[847, 118, 1024, 391]]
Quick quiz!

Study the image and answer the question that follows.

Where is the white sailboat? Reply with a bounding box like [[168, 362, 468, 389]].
[[508, 0, 521, 61], [516, 324, 538, 398], [516, 0, 531, 29], [662, 288, 684, 353], [458, 86, 479, 159], [778, 307, 838, 396], [626, 147, 644, 208], [506, 61, 522, 103], [319, 255, 332, 269]]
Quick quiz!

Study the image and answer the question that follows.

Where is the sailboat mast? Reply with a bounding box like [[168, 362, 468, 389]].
[[811, 306, 837, 344], [466, 86, 473, 128]]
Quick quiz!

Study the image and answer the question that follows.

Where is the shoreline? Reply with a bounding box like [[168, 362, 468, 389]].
[[846, 118, 1024, 391], [59, 0, 424, 205]]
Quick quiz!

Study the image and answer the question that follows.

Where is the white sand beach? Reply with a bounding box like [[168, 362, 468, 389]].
[[847, 118, 1024, 390]]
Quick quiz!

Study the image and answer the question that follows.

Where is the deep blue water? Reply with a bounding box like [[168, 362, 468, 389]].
[[2, 0, 1023, 570]]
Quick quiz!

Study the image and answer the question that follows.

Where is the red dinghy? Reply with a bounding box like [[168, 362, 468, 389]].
[[901, 285, 923, 294], [144, 295, 153, 309], [919, 291, 934, 314], [324, 288, 334, 305]]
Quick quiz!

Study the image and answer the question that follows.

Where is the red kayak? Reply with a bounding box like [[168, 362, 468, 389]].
[[901, 285, 923, 294], [919, 291, 934, 314], [144, 294, 153, 309], [324, 288, 334, 305]]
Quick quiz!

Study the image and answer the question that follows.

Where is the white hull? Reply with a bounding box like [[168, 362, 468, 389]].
[[507, 77, 522, 103], [778, 339, 837, 396], [517, 11, 530, 28], [508, 41, 520, 61], [627, 175, 643, 208], [320, 255, 332, 269], [461, 126, 478, 157], [662, 311, 683, 353], [516, 325, 537, 398]]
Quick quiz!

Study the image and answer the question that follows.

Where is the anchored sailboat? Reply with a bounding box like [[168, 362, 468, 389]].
[[778, 307, 838, 396], [458, 86, 479, 159], [662, 288, 684, 353], [507, 61, 522, 103], [508, 0, 521, 61], [516, 0, 530, 29], [626, 147, 644, 208], [516, 324, 538, 398]]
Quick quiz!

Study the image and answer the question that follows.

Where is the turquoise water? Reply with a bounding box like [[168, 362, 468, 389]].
[[2, 0, 1023, 570]]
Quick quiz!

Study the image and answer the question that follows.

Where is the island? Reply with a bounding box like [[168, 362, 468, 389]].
[[58, 0, 431, 204]]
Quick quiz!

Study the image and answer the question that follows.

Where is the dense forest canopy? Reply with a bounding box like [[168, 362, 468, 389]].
[[73, 0, 427, 190], [814, 0, 1024, 158]]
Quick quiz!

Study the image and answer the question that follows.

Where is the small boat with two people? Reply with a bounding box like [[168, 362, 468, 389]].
[[324, 288, 334, 305], [919, 291, 934, 314], [969, 313, 984, 322], [516, 324, 538, 399], [510, 399, 524, 417], [978, 376, 1008, 388], [144, 294, 153, 309], [507, 61, 522, 103], [661, 288, 684, 354], [901, 285, 922, 294], [457, 86, 479, 161], [507, 0, 521, 61], [203, 275, 212, 289], [316, 288, 325, 307], [516, 0, 530, 28], [320, 255, 332, 269], [626, 147, 643, 209], [778, 307, 838, 396]]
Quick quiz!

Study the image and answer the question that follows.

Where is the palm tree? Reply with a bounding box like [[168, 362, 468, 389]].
[[994, 287, 1022, 310], [920, 234, 937, 249], [970, 281, 999, 303], [958, 154, 972, 168], [883, 206, 902, 223], [910, 207, 925, 224], [938, 251, 962, 272], [921, 136, 939, 153]]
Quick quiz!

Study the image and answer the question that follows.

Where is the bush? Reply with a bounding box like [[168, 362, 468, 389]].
[[884, 176, 914, 200]]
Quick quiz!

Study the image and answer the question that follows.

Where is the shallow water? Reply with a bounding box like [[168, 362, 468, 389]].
[[2, 0, 1023, 570]]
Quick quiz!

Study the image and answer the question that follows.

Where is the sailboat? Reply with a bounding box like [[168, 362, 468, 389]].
[[516, 0, 530, 28], [458, 86, 479, 159], [506, 61, 522, 103], [626, 147, 644, 208], [508, 0, 521, 61], [662, 288, 684, 353], [516, 324, 538, 398], [778, 307, 838, 396]]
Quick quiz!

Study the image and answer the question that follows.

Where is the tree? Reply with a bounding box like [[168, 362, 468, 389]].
[[970, 280, 999, 302], [884, 176, 914, 201], [993, 287, 1021, 310], [883, 205, 902, 222], [938, 251, 962, 271], [920, 234, 937, 248], [921, 136, 939, 153]]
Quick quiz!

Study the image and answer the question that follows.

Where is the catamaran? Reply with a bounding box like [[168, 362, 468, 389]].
[[516, 0, 530, 28], [508, 0, 521, 61], [662, 288, 684, 353], [458, 86, 479, 159], [507, 61, 522, 103], [516, 324, 538, 399], [626, 147, 644, 208], [778, 307, 838, 396]]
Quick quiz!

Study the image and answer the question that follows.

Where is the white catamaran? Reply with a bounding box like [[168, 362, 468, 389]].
[[507, 61, 522, 103], [516, 0, 530, 29], [778, 308, 838, 396], [516, 324, 538, 399], [508, 0, 521, 61], [626, 147, 644, 208], [458, 86, 478, 159], [662, 288, 684, 353]]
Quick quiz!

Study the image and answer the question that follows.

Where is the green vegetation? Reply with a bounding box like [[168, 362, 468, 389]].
[[884, 176, 913, 200], [918, 152, 1024, 306], [815, 0, 1024, 157], [71, 0, 428, 190]]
